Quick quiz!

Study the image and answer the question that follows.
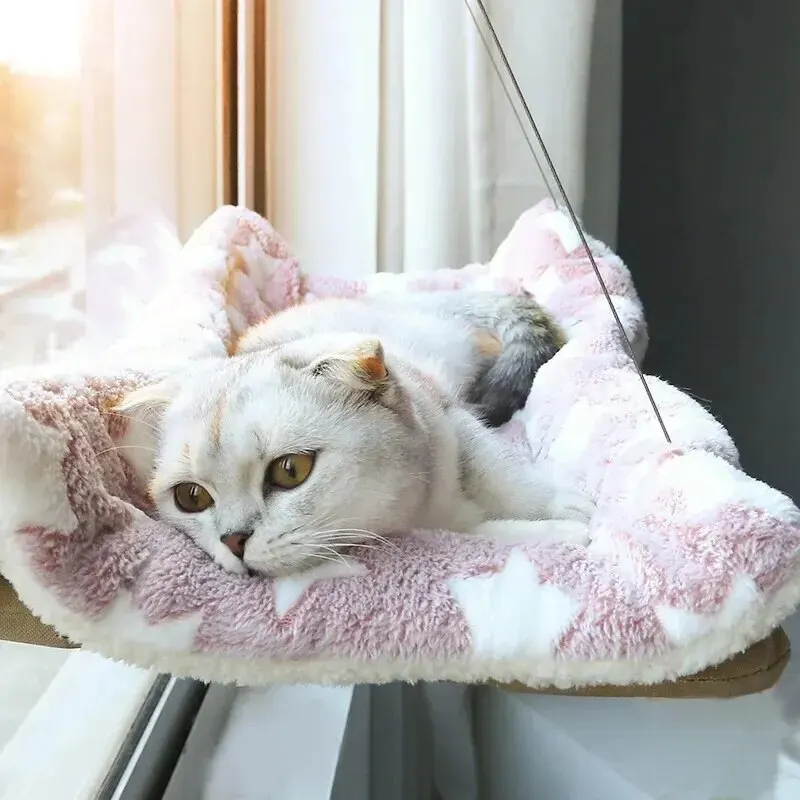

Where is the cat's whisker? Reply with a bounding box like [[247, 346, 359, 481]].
[[306, 534, 362, 551], [296, 512, 339, 537], [286, 549, 357, 571], [337, 529, 397, 546], [101, 410, 162, 434], [315, 526, 385, 536], [332, 542, 383, 551], [312, 544, 350, 569], [96, 444, 158, 457], [271, 529, 369, 567], [313, 533, 386, 545], [335, 535, 399, 550], [312, 528, 400, 551], [304, 552, 339, 565], [311, 528, 361, 536], [309, 511, 340, 531]]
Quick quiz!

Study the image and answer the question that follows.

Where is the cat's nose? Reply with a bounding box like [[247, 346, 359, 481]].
[[220, 531, 252, 559]]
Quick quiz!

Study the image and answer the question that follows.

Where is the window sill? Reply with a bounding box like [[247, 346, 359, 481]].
[[0, 646, 157, 799]]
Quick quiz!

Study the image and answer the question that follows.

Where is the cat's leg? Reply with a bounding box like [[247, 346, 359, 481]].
[[471, 519, 590, 545], [450, 407, 595, 524]]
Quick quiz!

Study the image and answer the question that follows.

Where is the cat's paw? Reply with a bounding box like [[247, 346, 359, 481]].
[[547, 489, 596, 524], [472, 519, 590, 546], [540, 520, 591, 546]]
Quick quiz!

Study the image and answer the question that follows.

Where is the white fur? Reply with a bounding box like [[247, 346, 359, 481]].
[[119, 298, 594, 576]]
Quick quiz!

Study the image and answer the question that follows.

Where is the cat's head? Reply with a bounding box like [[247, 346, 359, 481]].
[[115, 336, 431, 576]]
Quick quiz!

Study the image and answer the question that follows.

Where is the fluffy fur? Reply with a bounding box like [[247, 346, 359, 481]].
[[235, 290, 565, 427], [117, 291, 592, 576]]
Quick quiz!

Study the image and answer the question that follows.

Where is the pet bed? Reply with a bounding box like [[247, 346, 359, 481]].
[[1, 200, 799, 692]]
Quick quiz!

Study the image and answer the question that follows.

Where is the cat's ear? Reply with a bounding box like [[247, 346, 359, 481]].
[[309, 337, 389, 393], [110, 381, 175, 482], [114, 380, 175, 420]]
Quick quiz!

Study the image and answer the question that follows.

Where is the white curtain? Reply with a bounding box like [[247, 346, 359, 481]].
[[265, 0, 617, 278]]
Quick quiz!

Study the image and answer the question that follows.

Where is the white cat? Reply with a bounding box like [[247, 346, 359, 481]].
[[117, 290, 594, 576]]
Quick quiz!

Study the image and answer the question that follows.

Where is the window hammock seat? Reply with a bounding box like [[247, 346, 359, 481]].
[[0, 200, 797, 699]]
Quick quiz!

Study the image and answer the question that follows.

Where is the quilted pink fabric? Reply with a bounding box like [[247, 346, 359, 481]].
[[1, 199, 799, 689]]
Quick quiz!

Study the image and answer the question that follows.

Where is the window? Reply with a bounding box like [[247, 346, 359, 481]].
[[0, 0, 86, 367], [0, 2, 219, 796]]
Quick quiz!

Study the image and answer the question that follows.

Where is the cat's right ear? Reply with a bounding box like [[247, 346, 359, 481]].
[[111, 381, 175, 481], [308, 338, 390, 394]]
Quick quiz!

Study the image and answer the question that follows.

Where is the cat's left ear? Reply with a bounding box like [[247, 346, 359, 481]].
[[309, 337, 389, 393], [114, 380, 175, 421], [111, 380, 175, 480]]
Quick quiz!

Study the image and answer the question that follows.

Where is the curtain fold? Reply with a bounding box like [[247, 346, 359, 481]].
[[262, 0, 604, 276], [398, 0, 488, 272], [264, 0, 382, 278]]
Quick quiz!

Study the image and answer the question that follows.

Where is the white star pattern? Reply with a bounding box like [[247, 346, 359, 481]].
[[541, 209, 582, 252], [101, 593, 205, 650], [525, 265, 562, 306], [543, 399, 600, 467], [655, 574, 760, 646], [657, 451, 739, 517], [272, 559, 368, 617], [449, 550, 580, 659], [0, 394, 77, 533]]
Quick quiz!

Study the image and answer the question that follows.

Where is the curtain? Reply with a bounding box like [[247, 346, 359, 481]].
[[264, 0, 616, 278]]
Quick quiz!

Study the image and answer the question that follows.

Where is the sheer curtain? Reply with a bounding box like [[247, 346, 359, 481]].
[[0, 2, 221, 795], [263, 0, 617, 280]]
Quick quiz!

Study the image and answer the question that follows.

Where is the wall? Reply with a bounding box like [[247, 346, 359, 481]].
[[582, 0, 622, 248], [618, 0, 800, 502], [619, 0, 800, 689]]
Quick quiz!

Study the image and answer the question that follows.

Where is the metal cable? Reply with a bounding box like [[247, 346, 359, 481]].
[[465, 0, 672, 443]]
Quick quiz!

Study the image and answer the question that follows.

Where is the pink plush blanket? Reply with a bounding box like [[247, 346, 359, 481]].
[[2, 200, 799, 688]]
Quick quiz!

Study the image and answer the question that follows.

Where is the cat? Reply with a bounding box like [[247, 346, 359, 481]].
[[116, 289, 594, 576]]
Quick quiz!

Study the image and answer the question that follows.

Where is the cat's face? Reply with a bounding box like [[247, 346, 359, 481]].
[[117, 337, 431, 576]]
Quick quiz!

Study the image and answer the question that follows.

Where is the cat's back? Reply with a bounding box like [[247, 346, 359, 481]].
[[233, 291, 564, 425], [235, 295, 475, 358], [234, 295, 482, 397]]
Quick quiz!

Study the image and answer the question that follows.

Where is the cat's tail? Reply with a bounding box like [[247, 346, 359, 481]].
[[464, 292, 566, 427]]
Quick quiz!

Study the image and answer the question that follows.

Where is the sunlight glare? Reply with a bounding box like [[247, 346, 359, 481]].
[[0, 0, 86, 77]]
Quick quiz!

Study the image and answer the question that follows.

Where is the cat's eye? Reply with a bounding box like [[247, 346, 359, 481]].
[[266, 452, 315, 490], [173, 482, 214, 513]]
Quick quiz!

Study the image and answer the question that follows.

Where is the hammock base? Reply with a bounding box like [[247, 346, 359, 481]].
[[2, 201, 800, 693], [0, 577, 75, 649], [4, 575, 787, 699], [498, 627, 790, 700]]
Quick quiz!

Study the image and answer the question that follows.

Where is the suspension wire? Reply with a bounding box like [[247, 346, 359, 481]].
[[465, 0, 672, 444], [462, 3, 558, 205]]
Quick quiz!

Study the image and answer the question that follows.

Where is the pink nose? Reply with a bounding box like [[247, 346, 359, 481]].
[[220, 532, 251, 559]]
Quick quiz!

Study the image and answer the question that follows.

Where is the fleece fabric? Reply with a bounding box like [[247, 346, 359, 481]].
[[1, 200, 798, 688]]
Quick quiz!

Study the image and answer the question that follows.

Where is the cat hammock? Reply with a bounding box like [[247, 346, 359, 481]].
[[1, 1, 799, 698], [0, 199, 798, 697]]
